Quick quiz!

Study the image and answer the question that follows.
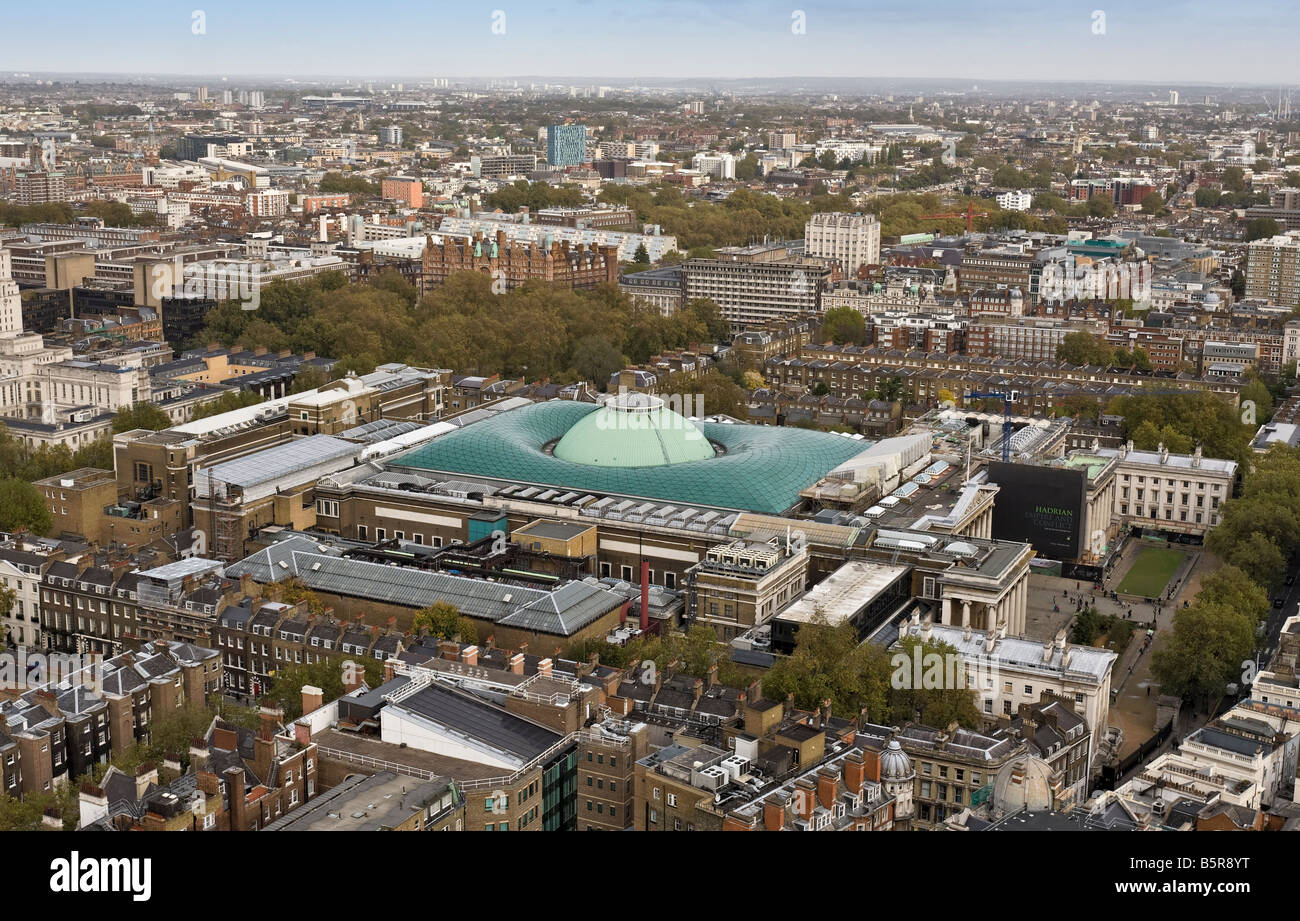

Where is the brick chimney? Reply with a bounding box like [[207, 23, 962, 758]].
[[224, 766, 247, 831], [33, 689, 61, 718], [258, 705, 284, 739], [460, 645, 479, 667], [793, 778, 816, 822], [538, 658, 552, 677], [763, 795, 787, 831], [294, 720, 311, 747], [843, 751, 868, 792], [342, 662, 364, 694], [816, 767, 838, 809], [508, 653, 525, 675], [301, 685, 323, 715], [134, 762, 158, 800], [189, 739, 210, 771], [196, 771, 221, 797]]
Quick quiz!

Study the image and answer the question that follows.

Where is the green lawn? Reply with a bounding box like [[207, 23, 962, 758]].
[[1116, 547, 1185, 597]]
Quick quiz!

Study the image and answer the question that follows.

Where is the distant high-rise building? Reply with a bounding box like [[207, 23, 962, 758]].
[[222, 89, 234, 105], [1168, 90, 1179, 105], [14, 170, 66, 206], [691, 151, 736, 180], [381, 176, 423, 209], [380, 126, 403, 145], [546, 123, 587, 168], [768, 130, 799, 150], [804, 212, 881, 273], [1246, 231, 1300, 308]]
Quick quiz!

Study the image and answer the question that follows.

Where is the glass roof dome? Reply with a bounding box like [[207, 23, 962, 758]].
[[553, 392, 717, 468]]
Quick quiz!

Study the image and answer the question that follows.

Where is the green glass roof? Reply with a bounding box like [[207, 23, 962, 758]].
[[553, 396, 716, 467], [395, 401, 872, 515]]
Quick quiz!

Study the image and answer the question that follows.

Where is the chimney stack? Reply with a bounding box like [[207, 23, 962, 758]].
[[301, 685, 323, 715], [224, 766, 247, 831]]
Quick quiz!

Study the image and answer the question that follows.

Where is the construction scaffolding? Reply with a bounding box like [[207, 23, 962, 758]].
[[208, 475, 244, 563]]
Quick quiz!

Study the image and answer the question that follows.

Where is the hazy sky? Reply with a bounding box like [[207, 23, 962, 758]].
[[6, 0, 1293, 85]]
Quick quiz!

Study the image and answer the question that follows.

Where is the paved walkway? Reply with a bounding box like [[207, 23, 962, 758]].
[[1025, 538, 1217, 760]]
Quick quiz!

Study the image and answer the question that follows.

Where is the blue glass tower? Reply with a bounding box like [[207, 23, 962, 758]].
[[546, 124, 587, 168]]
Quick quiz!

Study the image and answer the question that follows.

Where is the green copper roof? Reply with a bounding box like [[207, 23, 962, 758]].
[[394, 400, 872, 515], [553, 394, 716, 467]]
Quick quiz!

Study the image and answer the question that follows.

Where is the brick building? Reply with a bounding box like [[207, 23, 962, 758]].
[[420, 230, 619, 295]]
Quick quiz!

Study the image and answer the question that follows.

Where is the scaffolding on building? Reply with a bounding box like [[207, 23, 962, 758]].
[[208, 475, 244, 563]]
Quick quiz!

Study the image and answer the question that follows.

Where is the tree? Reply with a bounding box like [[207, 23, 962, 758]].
[[276, 579, 328, 616], [1193, 188, 1222, 207], [1086, 196, 1114, 218], [632, 243, 650, 265], [190, 390, 265, 420], [1245, 217, 1279, 242], [412, 601, 479, 643], [763, 617, 891, 719], [735, 153, 760, 181], [264, 661, 346, 721], [1240, 377, 1274, 423], [1196, 565, 1269, 626], [289, 365, 332, 394], [1220, 531, 1287, 588], [887, 636, 983, 728], [0, 479, 51, 535], [1220, 166, 1246, 193], [113, 403, 172, 433], [820, 306, 866, 345], [0, 792, 56, 831], [1230, 269, 1246, 300], [875, 376, 904, 402], [570, 335, 625, 388], [1056, 331, 1113, 367], [1140, 191, 1165, 215], [1107, 389, 1251, 465], [1151, 602, 1255, 708], [698, 372, 748, 417]]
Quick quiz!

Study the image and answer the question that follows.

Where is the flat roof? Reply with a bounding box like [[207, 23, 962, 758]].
[[777, 561, 909, 626], [514, 518, 596, 541]]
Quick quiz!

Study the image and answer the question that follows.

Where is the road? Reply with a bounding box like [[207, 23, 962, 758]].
[[1255, 558, 1300, 670]]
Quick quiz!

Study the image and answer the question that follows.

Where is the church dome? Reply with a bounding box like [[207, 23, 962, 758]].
[[880, 739, 913, 781], [553, 392, 716, 468]]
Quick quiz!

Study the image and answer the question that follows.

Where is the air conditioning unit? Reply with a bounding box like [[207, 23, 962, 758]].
[[694, 765, 728, 791]]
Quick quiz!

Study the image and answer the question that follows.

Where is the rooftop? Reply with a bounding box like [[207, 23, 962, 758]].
[[395, 399, 872, 515]]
